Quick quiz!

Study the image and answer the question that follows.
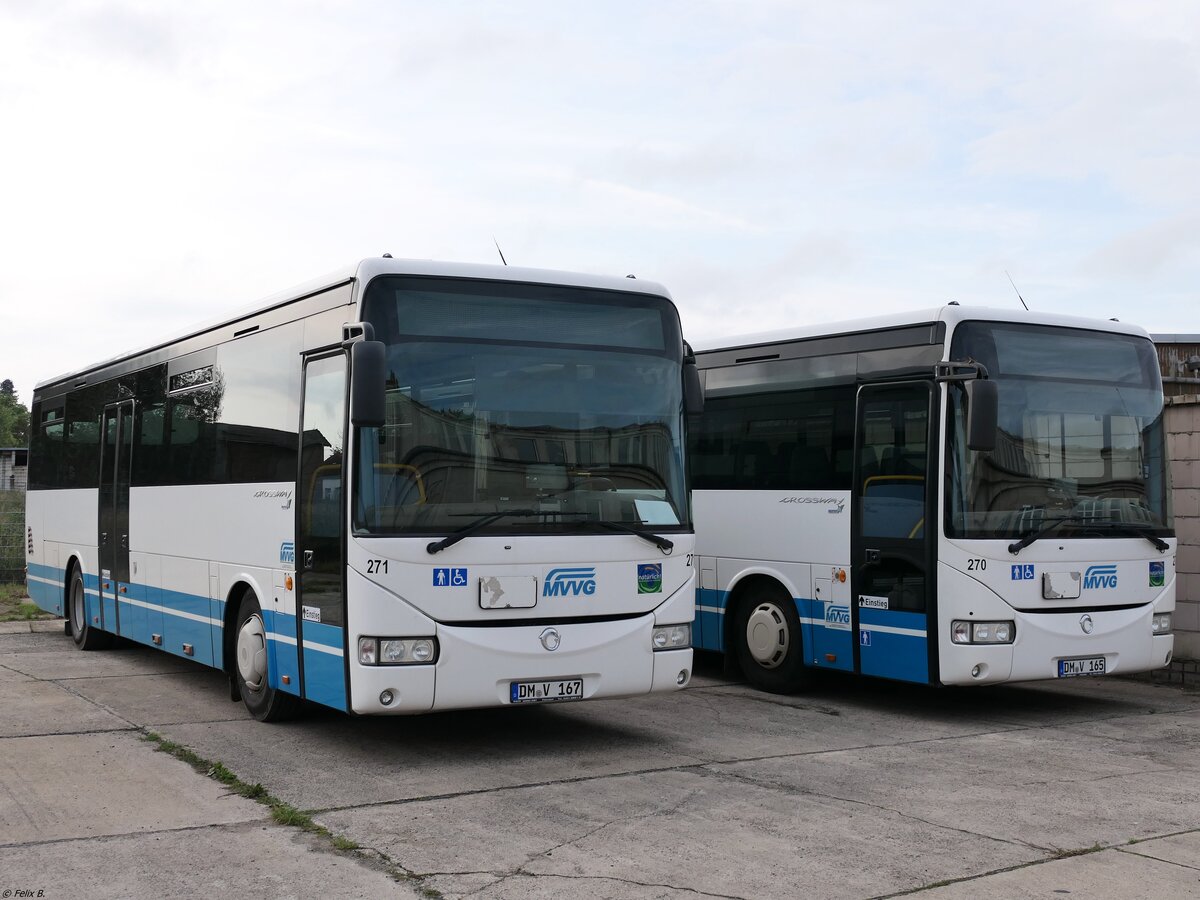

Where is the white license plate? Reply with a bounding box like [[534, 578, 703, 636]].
[[510, 678, 584, 704], [1058, 656, 1107, 678]]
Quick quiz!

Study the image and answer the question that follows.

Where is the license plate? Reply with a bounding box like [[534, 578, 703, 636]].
[[510, 678, 584, 704], [1058, 656, 1107, 678]]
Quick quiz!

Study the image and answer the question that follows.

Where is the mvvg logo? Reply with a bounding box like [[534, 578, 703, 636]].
[[825, 605, 851, 630], [1083, 564, 1118, 590], [543, 567, 597, 597], [280, 542, 295, 566]]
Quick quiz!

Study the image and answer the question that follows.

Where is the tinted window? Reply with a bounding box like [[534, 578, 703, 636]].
[[145, 323, 302, 485], [690, 386, 856, 491], [364, 276, 676, 353], [211, 322, 301, 483]]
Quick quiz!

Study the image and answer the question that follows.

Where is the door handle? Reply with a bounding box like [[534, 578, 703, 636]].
[[100, 532, 108, 546], [865, 549, 881, 563], [121, 534, 129, 550], [304, 550, 314, 570]]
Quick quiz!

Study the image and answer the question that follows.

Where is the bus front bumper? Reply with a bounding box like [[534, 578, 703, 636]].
[[939, 603, 1175, 686], [349, 614, 693, 714]]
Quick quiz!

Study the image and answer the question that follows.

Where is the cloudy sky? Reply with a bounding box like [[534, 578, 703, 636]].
[[1, 1, 1197, 405]]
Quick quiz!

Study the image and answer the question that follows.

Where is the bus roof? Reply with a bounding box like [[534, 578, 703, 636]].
[[35, 257, 672, 393], [691, 303, 1153, 355]]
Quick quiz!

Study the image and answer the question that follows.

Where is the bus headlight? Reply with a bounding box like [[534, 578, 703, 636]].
[[951, 620, 1015, 644], [652, 624, 691, 650], [358, 636, 439, 665], [1152, 614, 1172, 635]]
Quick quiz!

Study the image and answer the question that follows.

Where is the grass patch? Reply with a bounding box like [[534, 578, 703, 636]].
[[138, 728, 440, 892], [0, 581, 56, 622], [1051, 842, 1106, 859]]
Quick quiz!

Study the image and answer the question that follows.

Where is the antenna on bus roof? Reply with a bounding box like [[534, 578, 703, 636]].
[[493, 237, 508, 266], [1005, 270, 1030, 311]]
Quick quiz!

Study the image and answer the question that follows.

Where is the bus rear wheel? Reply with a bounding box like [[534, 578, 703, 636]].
[[733, 585, 811, 693], [68, 566, 113, 651], [234, 592, 301, 722]]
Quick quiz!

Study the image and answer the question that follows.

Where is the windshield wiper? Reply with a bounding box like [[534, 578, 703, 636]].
[[426, 509, 578, 554], [427, 509, 677, 555], [1009, 514, 1170, 555], [1059, 521, 1170, 553], [590, 519, 674, 552], [1123, 526, 1170, 553], [1008, 515, 1086, 555]]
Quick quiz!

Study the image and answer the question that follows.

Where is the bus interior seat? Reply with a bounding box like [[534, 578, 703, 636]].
[[879, 446, 924, 477]]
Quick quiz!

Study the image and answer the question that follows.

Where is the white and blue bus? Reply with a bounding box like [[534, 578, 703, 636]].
[[25, 257, 700, 719], [689, 305, 1175, 691]]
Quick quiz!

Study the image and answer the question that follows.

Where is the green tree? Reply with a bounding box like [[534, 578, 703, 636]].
[[0, 380, 30, 447]]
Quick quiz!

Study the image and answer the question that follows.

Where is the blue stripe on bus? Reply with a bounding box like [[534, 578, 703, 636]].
[[301, 621, 347, 711], [696, 589, 849, 671], [857, 606, 930, 683], [802, 596, 854, 672], [25, 559, 343, 706], [696, 587, 935, 681], [116, 579, 151, 647], [265, 609, 297, 639], [695, 588, 728, 652], [301, 619, 344, 650], [260, 608, 301, 697], [26, 562, 66, 616]]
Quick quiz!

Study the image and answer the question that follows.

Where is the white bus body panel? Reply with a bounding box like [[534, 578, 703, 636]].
[[25, 488, 98, 618], [692, 489, 851, 658], [347, 534, 694, 622], [693, 490, 850, 565], [937, 537, 1176, 685], [346, 533, 696, 714]]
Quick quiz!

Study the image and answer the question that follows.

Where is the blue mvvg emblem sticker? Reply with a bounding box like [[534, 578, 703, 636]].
[[825, 604, 851, 630], [280, 542, 295, 566], [543, 567, 597, 597], [1083, 565, 1118, 590]]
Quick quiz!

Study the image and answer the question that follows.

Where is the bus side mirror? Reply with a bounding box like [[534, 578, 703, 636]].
[[350, 340, 386, 428], [964, 379, 997, 452], [683, 343, 704, 415]]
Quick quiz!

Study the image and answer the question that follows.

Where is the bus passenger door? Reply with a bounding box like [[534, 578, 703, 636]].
[[295, 352, 349, 711], [98, 401, 135, 638], [852, 383, 934, 684]]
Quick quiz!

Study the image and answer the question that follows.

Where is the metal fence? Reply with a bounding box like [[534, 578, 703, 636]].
[[0, 489, 25, 583]]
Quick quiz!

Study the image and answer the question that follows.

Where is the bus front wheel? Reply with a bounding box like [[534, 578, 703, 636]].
[[68, 566, 113, 651], [733, 586, 811, 693], [234, 592, 301, 722]]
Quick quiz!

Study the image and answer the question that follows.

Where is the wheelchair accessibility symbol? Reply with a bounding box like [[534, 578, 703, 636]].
[[434, 567, 469, 587]]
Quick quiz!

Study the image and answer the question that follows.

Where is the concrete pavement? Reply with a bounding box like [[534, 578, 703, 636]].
[[1, 620, 1199, 898]]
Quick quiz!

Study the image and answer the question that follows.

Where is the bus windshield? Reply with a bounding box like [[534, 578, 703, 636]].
[[945, 322, 1172, 540], [353, 276, 690, 537]]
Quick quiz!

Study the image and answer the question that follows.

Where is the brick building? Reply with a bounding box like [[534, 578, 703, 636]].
[[1153, 336, 1200, 660]]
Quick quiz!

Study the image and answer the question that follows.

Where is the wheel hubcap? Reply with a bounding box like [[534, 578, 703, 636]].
[[745, 602, 789, 668], [71, 578, 85, 630], [236, 614, 268, 691]]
